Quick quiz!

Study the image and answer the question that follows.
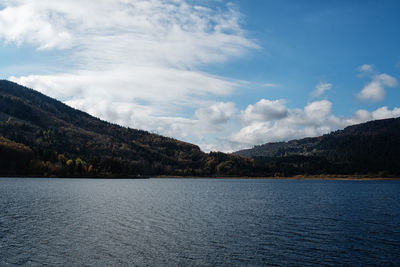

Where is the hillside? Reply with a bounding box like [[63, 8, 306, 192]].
[[0, 80, 252, 177], [235, 117, 400, 176], [1, 80, 400, 178]]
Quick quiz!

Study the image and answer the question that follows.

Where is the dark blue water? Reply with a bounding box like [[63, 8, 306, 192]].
[[0, 178, 399, 266]]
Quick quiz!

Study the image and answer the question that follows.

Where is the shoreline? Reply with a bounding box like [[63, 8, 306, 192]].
[[154, 175, 400, 181], [1, 176, 400, 181]]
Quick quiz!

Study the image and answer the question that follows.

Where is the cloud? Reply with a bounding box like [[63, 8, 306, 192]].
[[358, 80, 386, 101], [0, 0, 257, 66], [357, 65, 398, 102], [304, 100, 332, 120], [261, 83, 280, 88], [231, 99, 335, 146], [371, 106, 400, 120], [10, 68, 237, 110], [311, 82, 332, 98], [0, 1, 73, 49], [358, 64, 374, 74], [195, 102, 235, 125], [240, 99, 287, 125], [378, 73, 398, 87], [229, 99, 400, 149], [2, 0, 258, 148]]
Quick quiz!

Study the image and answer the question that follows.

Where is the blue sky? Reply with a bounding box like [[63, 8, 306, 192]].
[[1, 0, 399, 151], [209, 0, 400, 111]]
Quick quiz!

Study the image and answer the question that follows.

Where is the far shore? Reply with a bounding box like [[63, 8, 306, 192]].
[[155, 175, 400, 181], [1, 176, 400, 180]]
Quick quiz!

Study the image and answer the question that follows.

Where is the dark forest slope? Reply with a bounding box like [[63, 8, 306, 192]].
[[2, 80, 399, 177], [235, 117, 400, 176], [0, 80, 252, 177]]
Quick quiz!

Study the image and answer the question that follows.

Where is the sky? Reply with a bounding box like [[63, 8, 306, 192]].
[[1, 0, 400, 152]]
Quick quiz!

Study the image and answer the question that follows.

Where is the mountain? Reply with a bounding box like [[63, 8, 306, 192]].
[[0, 80, 252, 177], [2, 80, 399, 178], [235, 117, 400, 176]]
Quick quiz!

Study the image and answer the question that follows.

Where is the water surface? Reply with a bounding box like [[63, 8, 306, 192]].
[[0, 178, 399, 266]]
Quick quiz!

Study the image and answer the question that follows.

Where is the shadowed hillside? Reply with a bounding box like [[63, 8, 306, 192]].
[[235, 117, 400, 176], [1, 80, 400, 178], [0, 80, 252, 177]]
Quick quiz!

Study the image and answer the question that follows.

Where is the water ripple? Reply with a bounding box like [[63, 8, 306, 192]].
[[0, 178, 399, 266]]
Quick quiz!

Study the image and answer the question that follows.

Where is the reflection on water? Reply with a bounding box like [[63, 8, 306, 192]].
[[0, 178, 399, 266]]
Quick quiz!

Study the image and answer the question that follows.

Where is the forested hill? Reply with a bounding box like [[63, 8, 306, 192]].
[[1, 79, 400, 178], [0, 80, 252, 177], [234, 117, 400, 176]]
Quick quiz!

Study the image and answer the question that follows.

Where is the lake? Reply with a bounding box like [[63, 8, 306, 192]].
[[0, 178, 399, 266]]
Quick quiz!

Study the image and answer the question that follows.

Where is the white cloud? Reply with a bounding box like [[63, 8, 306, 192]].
[[10, 68, 236, 110], [304, 100, 332, 120], [311, 82, 332, 98], [372, 106, 400, 120], [240, 99, 287, 125], [351, 109, 373, 122], [232, 100, 333, 145], [229, 99, 400, 150], [261, 83, 280, 88], [195, 102, 235, 125], [357, 65, 398, 102], [0, 0, 257, 66], [2, 0, 258, 148], [0, 1, 73, 49], [357, 80, 386, 101], [378, 73, 398, 87], [358, 64, 374, 74], [65, 97, 237, 143]]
